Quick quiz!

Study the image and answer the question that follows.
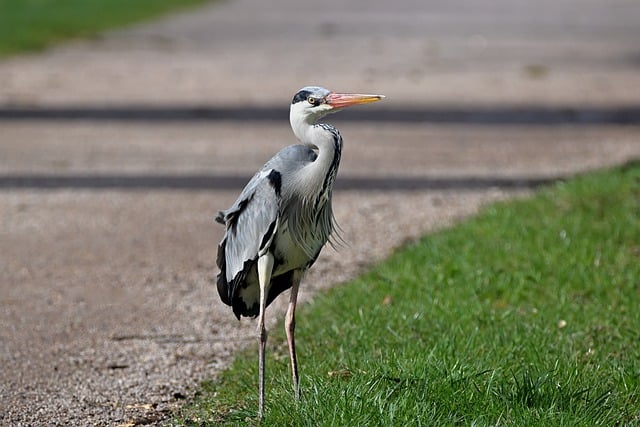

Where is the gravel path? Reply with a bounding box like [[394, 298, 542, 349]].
[[1, 0, 639, 425]]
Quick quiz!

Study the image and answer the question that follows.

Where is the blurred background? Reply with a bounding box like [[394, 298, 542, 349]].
[[1, 0, 639, 424]]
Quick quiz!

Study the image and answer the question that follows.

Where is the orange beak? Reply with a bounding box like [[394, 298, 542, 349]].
[[325, 92, 385, 109]]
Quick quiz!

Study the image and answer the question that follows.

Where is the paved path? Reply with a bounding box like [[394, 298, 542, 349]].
[[1, 0, 639, 425], [2, 0, 640, 107]]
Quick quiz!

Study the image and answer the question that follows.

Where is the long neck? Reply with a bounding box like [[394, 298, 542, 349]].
[[290, 114, 343, 200], [310, 123, 343, 201], [287, 110, 344, 254]]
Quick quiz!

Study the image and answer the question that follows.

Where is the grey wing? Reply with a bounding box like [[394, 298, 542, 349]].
[[266, 144, 317, 168], [216, 168, 282, 308]]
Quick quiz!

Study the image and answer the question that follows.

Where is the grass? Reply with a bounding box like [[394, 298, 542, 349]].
[[0, 0, 212, 57], [176, 162, 640, 426]]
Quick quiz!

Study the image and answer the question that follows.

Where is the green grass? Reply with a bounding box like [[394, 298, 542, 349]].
[[0, 0, 212, 57], [176, 162, 640, 426]]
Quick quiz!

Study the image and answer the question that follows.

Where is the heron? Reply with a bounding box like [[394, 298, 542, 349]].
[[215, 86, 384, 417]]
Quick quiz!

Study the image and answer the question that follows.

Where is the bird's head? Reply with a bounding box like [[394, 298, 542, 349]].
[[289, 86, 384, 142]]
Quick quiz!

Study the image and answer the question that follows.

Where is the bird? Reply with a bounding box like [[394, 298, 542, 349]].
[[215, 86, 384, 418]]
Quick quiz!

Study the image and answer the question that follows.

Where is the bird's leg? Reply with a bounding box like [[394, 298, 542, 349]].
[[257, 253, 274, 420], [285, 272, 302, 400]]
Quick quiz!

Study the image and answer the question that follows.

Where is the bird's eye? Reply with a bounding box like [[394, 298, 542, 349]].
[[307, 97, 316, 105]]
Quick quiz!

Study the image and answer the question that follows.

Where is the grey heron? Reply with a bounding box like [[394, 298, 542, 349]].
[[215, 86, 384, 417]]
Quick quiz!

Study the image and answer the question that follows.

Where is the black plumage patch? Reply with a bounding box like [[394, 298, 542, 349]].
[[260, 220, 277, 251], [226, 197, 251, 235], [229, 258, 256, 319], [229, 268, 295, 319], [216, 241, 230, 304], [313, 124, 342, 214], [266, 270, 295, 307], [291, 89, 313, 104], [233, 293, 258, 320], [214, 211, 225, 224], [267, 169, 282, 196]]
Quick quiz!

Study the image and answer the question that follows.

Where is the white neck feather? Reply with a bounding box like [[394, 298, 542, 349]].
[[289, 106, 341, 199]]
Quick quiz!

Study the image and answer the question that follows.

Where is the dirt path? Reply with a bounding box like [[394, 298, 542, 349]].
[[1, 0, 639, 425]]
